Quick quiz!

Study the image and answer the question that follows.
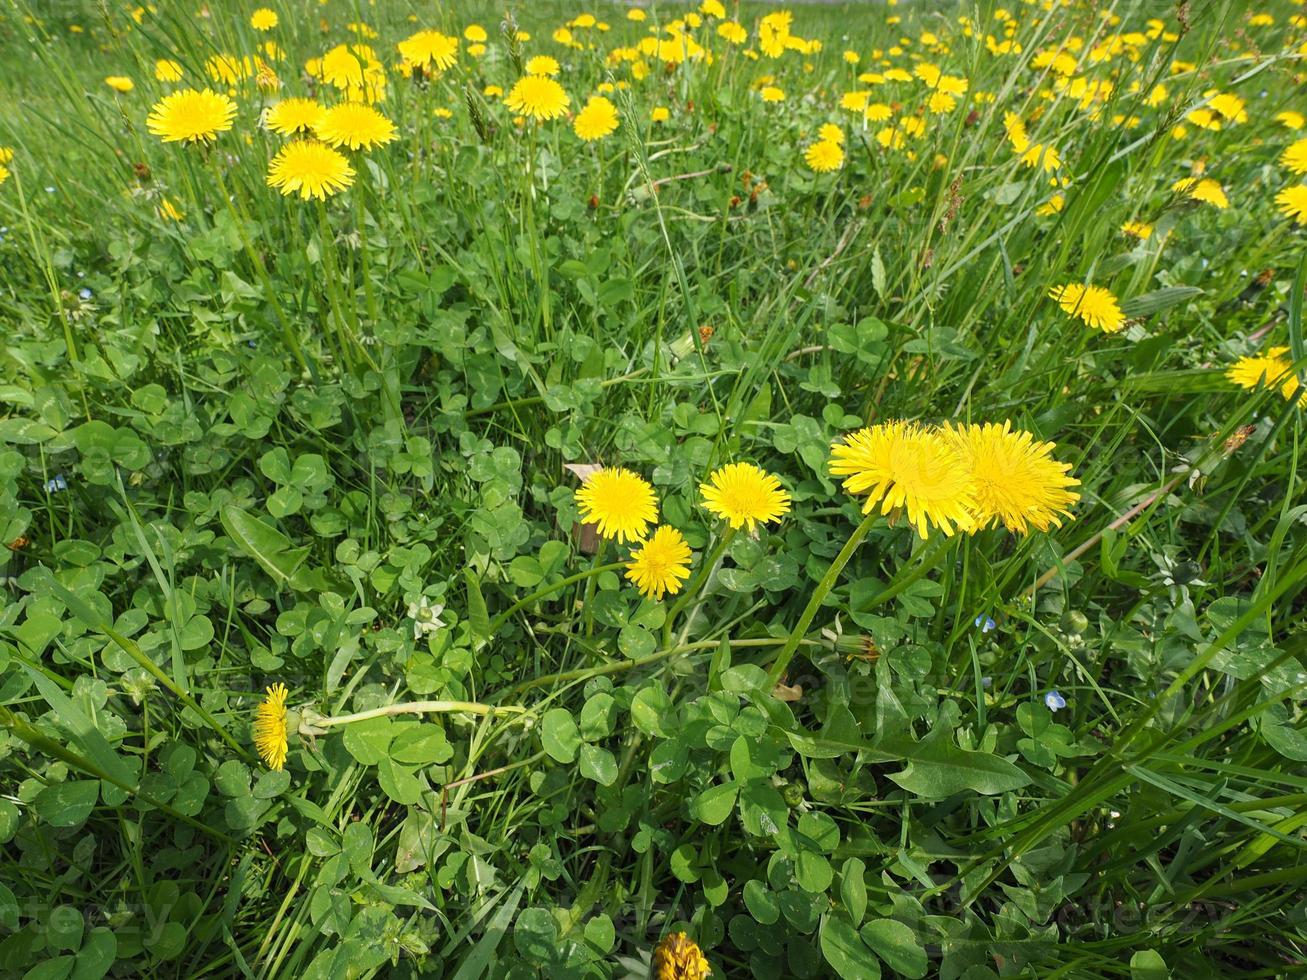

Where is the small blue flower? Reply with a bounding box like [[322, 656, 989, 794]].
[[1044, 690, 1066, 712], [980, 676, 992, 689], [45, 474, 68, 493], [78, 288, 93, 301], [974, 614, 996, 633]]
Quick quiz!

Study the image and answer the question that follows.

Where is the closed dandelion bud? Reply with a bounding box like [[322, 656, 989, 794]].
[[1061, 610, 1089, 635], [781, 781, 807, 807]]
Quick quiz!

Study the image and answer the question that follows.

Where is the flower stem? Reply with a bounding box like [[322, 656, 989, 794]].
[[766, 512, 878, 688], [664, 525, 735, 646], [487, 561, 626, 635], [315, 700, 526, 728]]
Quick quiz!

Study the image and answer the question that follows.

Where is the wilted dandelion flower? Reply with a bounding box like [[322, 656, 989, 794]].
[[573, 95, 619, 141], [1281, 138, 1307, 175], [155, 59, 183, 82], [575, 467, 658, 543], [699, 463, 791, 533], [253, 683, 289, 770], [250, 8, 278, 31], [398, 30, 459, 72], [266, 140, 355, 200], [1277, 185, 1307, 225], [944, 422, 1080, 534], [829, 422, 976, 538], [804, 139, 844, 172], [652, 932, 711, 980], [314, 102, 397, 150], [1172, 176, 1228, 209], [265, 97, 325, 136], [504, 75, 569, 121], [105, 76, 135, 93], [1048, 283, 1126, 333], [147, 88, 238, 143], [625, 526, 693, 601]]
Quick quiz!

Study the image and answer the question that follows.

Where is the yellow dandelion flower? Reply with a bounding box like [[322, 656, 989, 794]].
[[157, 198, 184, 221], [625, 526, 693, 601], [0, 164, 9, 187], [1036, 194, 1064, 216], [105, 76, 135, 93], [0, 147, 10, 164], [804, 138, 844, 173], [818, 123, 844, 145], [314, 102, 397, 151], [760, 85, 785, 103], [397, 30, 458, 71], [1276, 111, 1305, 131], [944, 422, 1079, 534], [464, 25, 487, 43], [829, 422, 976, 538], [699, 463, 791, 533], [265, 97, 325, 136], [253, 683, 289, 770], [575, 467, 658, 543], [251, 8, 278, 31], [1121, 220, 1153, 239], [1172, 176, 1228, 209], [1281, 138, 1307, 175], [504, 75, 569, 121], [573, 95, 619, 141], [1020, 142, 1061, 172], [147, 88, 238, 143], [1227, 347, 1292, 391], [155, 59, 183, 82], [863, 102, 892, 122], [525, 55, 560, 76], [1208, 92, 1246, 123], [266, 140, 355, 200], [652, 932, 712, 980], [1276, 185, 1307, 225], [1048, 283, 1126, 333], [651, 106, 670, 123]]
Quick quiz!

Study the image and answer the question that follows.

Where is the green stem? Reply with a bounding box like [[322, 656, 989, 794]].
[[583, 541, 611, 639], [314, 700, 526, 728], [488, 561, 626, 635], [664, 525, 736, 646], [766, 512, 878, 687]]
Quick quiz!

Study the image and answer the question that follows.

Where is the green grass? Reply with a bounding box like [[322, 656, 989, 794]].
[[1, 0, 1306, 977]]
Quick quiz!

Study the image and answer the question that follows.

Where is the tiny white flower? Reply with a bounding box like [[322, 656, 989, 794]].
[[407, 596, 445, 640]]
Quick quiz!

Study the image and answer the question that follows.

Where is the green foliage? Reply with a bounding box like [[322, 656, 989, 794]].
[[0, 0, 1305, 978]]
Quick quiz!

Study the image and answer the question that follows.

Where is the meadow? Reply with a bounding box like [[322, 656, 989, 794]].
[[1, 0, 1306, 976]]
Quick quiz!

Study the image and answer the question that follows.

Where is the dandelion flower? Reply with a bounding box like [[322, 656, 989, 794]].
[[573, 95, 619, 141], [157, 198, 184, 221], [1281, 138, 1307, 175], [525, 55, 561, 76], [699, 463, 791, 533], [651, 106, 670, 123], [829, 422, 976, 538], [504, 75, 569, 121], [1277, 185, 1307, 225], [1227, 347, 1292, 390], [0, 146, 11, 164], [105, 76, 135, 93], [625, 526, 693, 601], [266, 140, 355, 200], [652, 932, 711, 980], [760, 86, 785, 103], [464, 25, 487, 43], [944, 422, 1079, 533], [253, 683, 289, 770], [804, 139, 844, 172], [817, 123, 844, 145], [575, 467, 658, 543], [398, 30, 459, 72], [154, 59, 183, 82], [314, 102, 397, 150], [1172, 176, 1228, 209], [0, 164, 9, 187], [1121, 220, 1153, 239], [147, 88, 238, 143], [265, 97, 325, 136], [1048, 283, 1126, 333], [1276, 111, 1304, 131], [251, 8, 278, 31]]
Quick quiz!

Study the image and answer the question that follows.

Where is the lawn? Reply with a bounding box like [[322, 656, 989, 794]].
[[1, 0, 1306, 977]]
